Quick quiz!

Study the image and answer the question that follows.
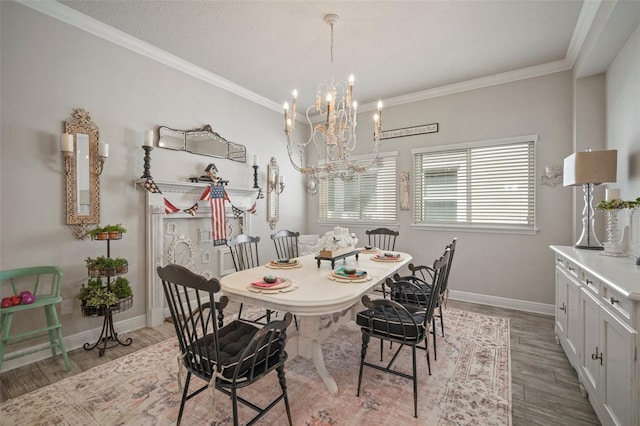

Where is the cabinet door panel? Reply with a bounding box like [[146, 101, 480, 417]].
[[580, 288, 601, 395], [556, 268, 569, 337], [566, 276, 580, 361], [600, 307, 636, 426]]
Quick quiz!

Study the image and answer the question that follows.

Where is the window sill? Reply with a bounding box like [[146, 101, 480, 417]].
[[410, 223, 539, 235], [318, 220, 400, 229]]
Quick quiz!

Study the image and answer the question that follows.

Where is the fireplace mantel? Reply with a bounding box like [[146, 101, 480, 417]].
[[136, 179, 259, 326]]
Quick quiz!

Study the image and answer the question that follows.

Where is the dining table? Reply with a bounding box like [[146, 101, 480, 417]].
[[219, 248, 412, 396]]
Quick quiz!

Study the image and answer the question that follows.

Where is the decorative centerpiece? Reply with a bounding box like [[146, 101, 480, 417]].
[[317, 227, 358, 257]]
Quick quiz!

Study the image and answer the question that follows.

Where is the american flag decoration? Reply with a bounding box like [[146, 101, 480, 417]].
[[164, 198, 180, 214], [183, 203, 198, 216], [209, 185, 228, 246], [143, 177, 162, 194], [199, 186, 211, 201]]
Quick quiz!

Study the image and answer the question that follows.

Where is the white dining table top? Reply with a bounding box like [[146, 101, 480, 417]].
[[220, 249, 413, 316]]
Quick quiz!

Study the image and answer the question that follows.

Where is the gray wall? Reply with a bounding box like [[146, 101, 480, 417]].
[[308, 72, 575, 307], [0, 2, 306, 340]]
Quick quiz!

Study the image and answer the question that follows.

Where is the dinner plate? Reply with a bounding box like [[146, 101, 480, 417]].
[[372, 253, 402, 262], [265, 259, 302, 269], [250, 277, 292, 290]]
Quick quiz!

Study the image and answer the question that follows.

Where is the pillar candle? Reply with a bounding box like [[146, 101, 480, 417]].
[[99, 142, 109, 158], [61, 133, 73, 152], [253, 154, 259, 166], [279, 175, 285, 185], [144, 129, 154, 146], [605, 188, 620, 201]]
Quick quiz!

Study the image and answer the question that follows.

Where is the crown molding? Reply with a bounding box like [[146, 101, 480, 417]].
[[19, 0, 585, 115], [17, 0, 282, 114]]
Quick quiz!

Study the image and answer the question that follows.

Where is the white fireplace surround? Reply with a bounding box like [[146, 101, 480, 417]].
[[137, 179, 259, 327]]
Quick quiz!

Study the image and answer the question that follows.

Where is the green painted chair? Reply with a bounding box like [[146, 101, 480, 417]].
[[0, 266, 71, 371]]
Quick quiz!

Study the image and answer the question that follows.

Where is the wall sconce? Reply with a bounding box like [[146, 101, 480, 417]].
[[141, 129, 154, 179], [96, 141, 109, 176], [563, 149, 617, 250], [61, 133, 73, 175], [252, 154, 264, 198], [269, 171, 285, 194]]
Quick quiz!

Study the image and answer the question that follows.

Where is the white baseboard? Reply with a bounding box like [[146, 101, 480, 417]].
[[448, 289, 555, 316], [0, 314, 147, 373]]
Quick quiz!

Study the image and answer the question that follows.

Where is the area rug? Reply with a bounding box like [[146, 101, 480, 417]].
[[0, 309, 511, 425]]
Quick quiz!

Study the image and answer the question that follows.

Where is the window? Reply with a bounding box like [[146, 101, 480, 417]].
[[319, 152, 397, 222], [413, 136, 536, 230]]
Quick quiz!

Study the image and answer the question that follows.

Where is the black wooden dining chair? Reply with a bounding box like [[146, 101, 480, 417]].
[[271, 230, 300, 259], [355, 249, 449, 418], [365, 227, 399, 251], [226, 234, 271, 324], [365, 227, 400, 298], [157, 264, 293, 426]]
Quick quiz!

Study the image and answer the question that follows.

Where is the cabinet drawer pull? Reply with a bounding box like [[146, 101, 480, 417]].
[[610, 297, 619, 305], [568, 266, 575, 272], [591, 347, 603, 366], [585, 279, 593, 285], [558, 303, 566, 312]]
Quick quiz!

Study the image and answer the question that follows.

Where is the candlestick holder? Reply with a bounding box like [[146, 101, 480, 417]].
[[252, 165, 264, 199], [141, 145, 154, 179]]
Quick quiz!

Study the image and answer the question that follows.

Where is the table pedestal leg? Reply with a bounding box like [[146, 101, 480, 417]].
[[286, 309, 354, 396]]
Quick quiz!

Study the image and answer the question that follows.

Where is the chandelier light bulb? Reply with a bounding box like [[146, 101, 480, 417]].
[[349, 75, 354, 85], [292, 90, 298, 99]]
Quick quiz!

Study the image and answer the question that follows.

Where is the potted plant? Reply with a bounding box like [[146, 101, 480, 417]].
[[86, 225, 109, 240], [111, 276, 132, 299], [113, 257, 129, 274], [85, 256, 119, 277], [104, 223, 127, 239], [77, 278, 119, 316]]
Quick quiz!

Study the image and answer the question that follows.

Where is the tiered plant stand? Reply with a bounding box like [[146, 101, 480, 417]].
[[82, 233, 133, 356]]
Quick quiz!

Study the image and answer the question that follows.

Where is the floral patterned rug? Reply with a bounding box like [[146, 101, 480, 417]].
[[0, 308, 510, 425]]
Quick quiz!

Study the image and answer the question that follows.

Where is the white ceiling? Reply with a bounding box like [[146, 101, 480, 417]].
[[51, 1, 639, 112]]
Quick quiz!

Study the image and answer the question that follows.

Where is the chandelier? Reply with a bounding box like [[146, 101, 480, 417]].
[[283, 14, 383, 180]]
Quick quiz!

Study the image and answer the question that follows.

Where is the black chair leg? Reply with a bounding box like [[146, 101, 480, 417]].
[[431, 318, 437, 361], [177, 372, 192, 426], [238, 303, 244, 321], [439, 303, 445, 337], [277, 365, 293, 425], [412, 346, 418, 418], [232, 388, 239, 426], [357, 332, 370, 396]]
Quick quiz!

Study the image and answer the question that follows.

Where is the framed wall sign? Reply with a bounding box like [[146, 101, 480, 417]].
[[379, 123, 438, 140]]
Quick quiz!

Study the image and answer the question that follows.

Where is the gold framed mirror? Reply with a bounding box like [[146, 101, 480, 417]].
[[267, 157, 280, 229], [64, 108, 100, 233]]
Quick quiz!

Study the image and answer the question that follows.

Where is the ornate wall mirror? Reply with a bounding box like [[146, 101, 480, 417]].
[[157, 124, 246, 162], [64, 108, 100, 236], [267, 157, 280, 229]]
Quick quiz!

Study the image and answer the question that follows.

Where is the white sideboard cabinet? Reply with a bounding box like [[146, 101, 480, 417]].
[[551, 246, 640, 426]]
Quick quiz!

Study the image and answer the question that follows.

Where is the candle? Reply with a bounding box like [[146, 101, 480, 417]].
[[99, 142, 109, 158], [253, 154, 259, 166], [61, 133, 73, 152], [144, 129, 154, 146], [605, 188, 620, 201], [279, 175, 285, 185]]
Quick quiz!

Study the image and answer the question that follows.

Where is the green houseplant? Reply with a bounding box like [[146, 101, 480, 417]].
[[77, 278, 119, 316]]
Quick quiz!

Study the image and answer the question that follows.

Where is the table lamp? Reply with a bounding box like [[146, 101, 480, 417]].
[[563, 149, 617, 249]]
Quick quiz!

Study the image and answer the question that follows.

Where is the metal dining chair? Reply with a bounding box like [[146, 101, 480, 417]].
[[356, 249, 449, 418]]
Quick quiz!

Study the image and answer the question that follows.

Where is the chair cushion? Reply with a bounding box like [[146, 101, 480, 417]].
[[390, 282, 432, 305], [187, 320, 283, 380], [356, 304, 426, 342]]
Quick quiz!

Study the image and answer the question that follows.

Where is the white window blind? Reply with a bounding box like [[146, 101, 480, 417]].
[[413, 137, 535, 229], [319, 153, 397, 222]]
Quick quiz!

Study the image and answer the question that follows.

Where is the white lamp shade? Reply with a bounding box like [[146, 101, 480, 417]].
[[563, 150, 617, 186]]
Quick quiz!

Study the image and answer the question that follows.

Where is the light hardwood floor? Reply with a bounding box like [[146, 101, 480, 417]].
[[0, 300, 600, 425]]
